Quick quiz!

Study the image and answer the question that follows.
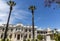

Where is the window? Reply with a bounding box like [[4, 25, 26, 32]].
[[29, 29, 31, 32], [15, 34, 16, 38], [1, 34, 3, 38], [40, 31, 43, 34], [16, 28, 17, 31], [29, 34, 31, 38], [9, 34, 12, 39], [25, 29, 27, 32], [24, 34, 27, 38], [37, 31, 40, 33], [22, 27, 23, 31], [17, 34, 20, 40], [21, 34, 22, 38], [18, 28, 20, 30], [11, 29, 13, 31], [2, 28, 4, 31]]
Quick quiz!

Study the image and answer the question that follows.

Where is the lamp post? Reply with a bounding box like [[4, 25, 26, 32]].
[[3, 0, 16, 41], [29, 6, 36, 41]]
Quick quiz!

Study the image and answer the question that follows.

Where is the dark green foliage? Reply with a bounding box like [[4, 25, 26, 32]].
[[27, 39, 30, 41], [34, 39, 38, 41], [6, 39, 9, 41], [1, 38, 9, 41], [37, 34, 43, 40]]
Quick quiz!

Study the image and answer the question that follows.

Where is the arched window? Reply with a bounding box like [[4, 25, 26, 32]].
[[25, 29, 27, 32], [24, 34, 27, 38], [9, 34, 12, 39], [29, 29, 31, 32], [1, 34, 3, 38], [29, 34, 31, 38]]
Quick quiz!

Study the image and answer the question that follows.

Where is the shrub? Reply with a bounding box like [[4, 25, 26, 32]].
[[1, 38, 9, 41], [27, 39, 30, 41]]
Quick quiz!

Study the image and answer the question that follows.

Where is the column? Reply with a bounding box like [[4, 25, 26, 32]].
[[0, 34, 1, 41], [31, 29, 33, 39], [27, 29, 29, 39], [35, 30, 37, 39], [16, 34, 17, 41], [46, 35, 51, 41], [20, 34, 21, 41], [0, 34, 1, 38], [12, 33, 15, 41]]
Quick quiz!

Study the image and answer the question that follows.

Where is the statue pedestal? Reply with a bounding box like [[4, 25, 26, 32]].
[[46, 35, 51, 41]]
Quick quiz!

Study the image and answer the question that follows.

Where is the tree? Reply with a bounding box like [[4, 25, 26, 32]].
[[37, 34, 43, 40], [27, 39, 30, 41], [1, 38, 9, 41]]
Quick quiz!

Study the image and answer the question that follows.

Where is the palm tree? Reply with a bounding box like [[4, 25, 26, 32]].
[[28, 6, 36, 41], [3, 0, 16, 41]]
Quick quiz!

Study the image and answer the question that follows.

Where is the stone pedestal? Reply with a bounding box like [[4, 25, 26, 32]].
[[46, 35, 51, 41], [46, 28, 51, 41]]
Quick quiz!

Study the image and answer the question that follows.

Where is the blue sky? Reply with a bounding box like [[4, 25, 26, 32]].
[[0, 0, 60, 29]]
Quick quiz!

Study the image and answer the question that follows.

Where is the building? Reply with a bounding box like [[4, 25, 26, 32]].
[[0, 23, 37, 41], [0, 23, 55, 41]]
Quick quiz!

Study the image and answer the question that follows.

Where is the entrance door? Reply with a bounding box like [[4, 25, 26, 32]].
[[17, 34, 20, 40]]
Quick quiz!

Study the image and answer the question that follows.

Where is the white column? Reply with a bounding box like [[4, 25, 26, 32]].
[[16, 34, 17, 40], [46, 35, 51, 41], [8, 33, 10, 39], [0, 33, 1, 41], [27, 29, 29, 39], [31, 28, 33, 39], [35, 30, 37, 39], [20, 34, 21, 41], [0, 34, 1, 38], [12, 33, 14, 41]]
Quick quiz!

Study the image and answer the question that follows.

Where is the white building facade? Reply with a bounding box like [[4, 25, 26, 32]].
[[0, 24, 37, 41], [0, 23, 55, 41]]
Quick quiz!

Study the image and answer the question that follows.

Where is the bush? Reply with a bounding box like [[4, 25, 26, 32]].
[[37, 34, 43, 40], [6, 39, 9, 41], [35, 39, 38, 41], [31, 39, 38, 41], [27, 39, 30, 41], [1, 38, 9, 41]]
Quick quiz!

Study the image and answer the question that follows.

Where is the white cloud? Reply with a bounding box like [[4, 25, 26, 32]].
[[37, 27, 43, 30], [0, 0, 9, 24], [57, 29, 60, 32], [12, 10, 31, 20], [0, 0, 9, 11], [0, 0, 31, 24]]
